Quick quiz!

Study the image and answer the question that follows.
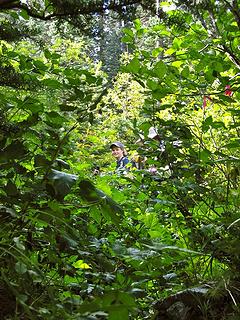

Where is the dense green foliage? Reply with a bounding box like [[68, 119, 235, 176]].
[[0, 1, 239, 319]]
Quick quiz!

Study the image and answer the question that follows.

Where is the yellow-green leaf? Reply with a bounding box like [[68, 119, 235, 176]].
[[73, 260, 91, 269]]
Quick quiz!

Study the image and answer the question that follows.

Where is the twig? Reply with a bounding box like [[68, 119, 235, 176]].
[[224, 279, 237, 306]]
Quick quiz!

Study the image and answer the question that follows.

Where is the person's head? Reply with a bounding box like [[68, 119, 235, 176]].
[[110, 141, 127, 160]]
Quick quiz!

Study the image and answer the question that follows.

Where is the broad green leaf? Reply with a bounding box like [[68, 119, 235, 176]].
[[200, 149, 212, 162], [219, 95, 235, 103], [45, 111, 66, 126], [89, 206, 102, 224], [152, 87, 170, 100], [202, 116, 213, 132], [44, 49, 52, 59], [85, 74, 98, 84], [41, 79, 62, 88], [172, 37, 182, 49], [108, 307, 129, 320], [34, 154, 51, 167], [73, 260, 91, 269], [211, 121, 226, 129], [172, 60, 183, 68], [165, 48, 175, 55], [10, 11, 19, 19], [59, 104, 76, 111], [224, 140, 240, 149], [79, 301, 100, 313], [122, 35, 134, 43], [125, 57, 140, 74], [227, 108, 240, 115], [152, 47, 164, 57], [51, 53, 61, 59], [122, 28, 134, 38], [212, 61, 224, 72], [33, 60, 48, 71], [21, 96, 44, 113], [154, 60, 167, 78], [118, 292, 136, 307], [19, 9, 29, 20], [133, 19, 141, 30], [181, 66, 189, 78], [0, 140, 27, 162], [47, 169, 78, 199], [15, 262, 27, 274], [147, 79, 159, 90]]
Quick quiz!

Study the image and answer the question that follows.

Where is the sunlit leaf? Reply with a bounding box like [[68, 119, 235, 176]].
[[73, 260, 91, 269]]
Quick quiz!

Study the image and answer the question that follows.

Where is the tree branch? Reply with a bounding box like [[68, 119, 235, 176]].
[[221, 44, 240, 70], [0, 0, 152, 21], [0, 0, 19, 9]]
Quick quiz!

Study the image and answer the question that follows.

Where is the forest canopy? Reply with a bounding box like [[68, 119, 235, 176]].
[[0, 0, 239, 319]]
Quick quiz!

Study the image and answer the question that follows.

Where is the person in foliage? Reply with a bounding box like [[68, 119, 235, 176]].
[[110, 141, 135, 173]]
